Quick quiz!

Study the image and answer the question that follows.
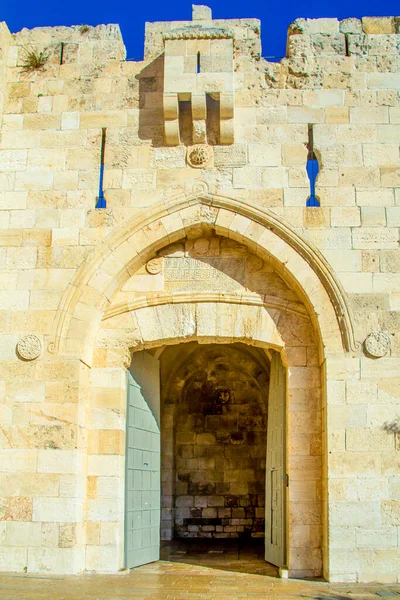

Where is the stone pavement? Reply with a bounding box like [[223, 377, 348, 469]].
[[0, 561, 399, 600]]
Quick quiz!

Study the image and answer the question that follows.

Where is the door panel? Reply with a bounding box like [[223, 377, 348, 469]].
[[265, 351, 287, 567], [125, 352, 160, 569]]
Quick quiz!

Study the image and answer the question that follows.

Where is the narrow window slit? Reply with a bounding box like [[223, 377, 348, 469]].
[[96, 128, 107, 208], [60, 42, 65, 65], [344, 34, 350, 57], [197, 52, 201, 73], [306, 124, 320, 207]]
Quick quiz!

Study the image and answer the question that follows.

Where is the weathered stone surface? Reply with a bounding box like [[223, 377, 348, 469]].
[[0, 5, 399, 584]]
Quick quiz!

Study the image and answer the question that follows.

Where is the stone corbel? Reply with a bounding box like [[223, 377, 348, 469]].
[[191, 93, 207, 144], [220, 92, 234, 144], [164, 92, 180, 146]]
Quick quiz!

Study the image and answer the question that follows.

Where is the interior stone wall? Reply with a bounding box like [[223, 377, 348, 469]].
[[160, 344, 269, 540]]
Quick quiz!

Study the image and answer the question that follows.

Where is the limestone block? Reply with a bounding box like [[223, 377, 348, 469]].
[[381, 501, 400, 526], [88, 455, 123, 477], [61, 112, 80, 130], [356, 188, 394, 207], [0, 150, 27, 172], [192, 5, 212, 20], [347, 428, 394, 452], [352, 228, 398, 250], [164, 39, 186, 57], [386, 207, 400, 227], [282, 144, 307, 166], [32, 498, 84, 523], [15, 171, 53, 191], [37, 450, 85, 474], [377, 125, 400, 144], [322, 250, 361, 272], [287, 107, 324, 124], [165, 56, 184, 76], [363, 143, 400, 167], [28, 547, 84, 575], [85, 545, 120, 572], [5, 522, 42, 547], [367, 73, 400, 91], [220, 119, 234, 144], [52, 227, 79, 246], [262, 167, 288, 188], [256, 106, 287, 124], [27, 149, 66, 170], [381, 168, 400, 187], [339, 18, 362, 34], [247, 143, 281, 167], [389, 107, 400, 124], [233, 166, 262, 189], [350, 107, 389, 124], [290, 18, 339, 35], [214, 145, 247, 167], [336, 125, 377, 144], [121, 169, 156, 190], [360, 207, 386, 227], [362, 17, 396, 34], [330, 207, 360, 227], [87, 499, 123, 522], [0, 547, 27, 571], [329, 526, 356, 549], [325, 107, 349, 124], [339, 167, 380, 187]]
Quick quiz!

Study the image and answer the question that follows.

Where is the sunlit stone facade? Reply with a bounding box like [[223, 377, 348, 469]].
[[0, 7, 399, 582]]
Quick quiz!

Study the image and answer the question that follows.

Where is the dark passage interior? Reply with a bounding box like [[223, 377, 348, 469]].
[[159, 343, 270, 551]]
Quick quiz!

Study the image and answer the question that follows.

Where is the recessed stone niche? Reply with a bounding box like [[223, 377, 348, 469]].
[[160, 342, 269, 540]]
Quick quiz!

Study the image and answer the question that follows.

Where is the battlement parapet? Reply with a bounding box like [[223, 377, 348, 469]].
[[2, 22, 126, 68], [287, 17, 400, 59]]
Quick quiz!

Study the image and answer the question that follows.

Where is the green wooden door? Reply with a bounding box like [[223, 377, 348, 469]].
[[125, 352, 160, 569], [265, 351, 287, 567]]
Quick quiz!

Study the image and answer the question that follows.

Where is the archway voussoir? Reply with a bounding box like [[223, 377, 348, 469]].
[[196, 302, 218, 338], [228, 213, 253, 239], [214, 207, 236, 236], [51, 193, 356, 356]]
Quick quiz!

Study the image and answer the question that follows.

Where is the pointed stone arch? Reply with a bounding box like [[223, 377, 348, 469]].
[[48, 189, 356, 364]]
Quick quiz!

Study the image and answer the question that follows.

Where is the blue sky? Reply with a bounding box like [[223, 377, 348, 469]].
[[3, 0, 399, 60]]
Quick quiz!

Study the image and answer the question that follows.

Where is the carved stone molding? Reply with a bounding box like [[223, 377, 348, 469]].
[[164, 27, 233, 40], [247, 255, 264, 272], [191, 181, 210, 196], [187, 145, 212, 168], [17, 334, 42, 361], [50, 193, 357, 356], [193, 237, 210, 255], [364, 330, 391, 358], [146, 258, 163, 275]]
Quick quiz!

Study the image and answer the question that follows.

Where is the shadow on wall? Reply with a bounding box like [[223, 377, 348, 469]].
[[136, 55, 221, 147], [137, 54, 165, 146]]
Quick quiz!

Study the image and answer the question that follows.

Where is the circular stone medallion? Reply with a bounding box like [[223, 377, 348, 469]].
[[187, 145, 212, 168], [17, 334, 42, 361], [193, 237, 210, 255], [146, 258, 163, 275], [364, 330, 391, 358]]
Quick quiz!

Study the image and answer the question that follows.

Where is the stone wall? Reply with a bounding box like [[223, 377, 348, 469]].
[[0, 6, 399, 583]]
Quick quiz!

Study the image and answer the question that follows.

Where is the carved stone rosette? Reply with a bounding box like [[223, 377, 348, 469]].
[[17, 334, 43, 361], [364, 330, 391, 358], [187, 145, 212, 168], [146, 258, 163, 275]]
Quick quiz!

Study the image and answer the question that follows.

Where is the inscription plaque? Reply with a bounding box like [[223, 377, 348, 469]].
[[164, 257, 245, 292]]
